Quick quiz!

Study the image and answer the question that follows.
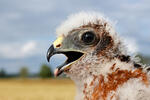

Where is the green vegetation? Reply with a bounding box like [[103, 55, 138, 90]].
[[0, 69, 6, 78], [0, 64, 53, 78], [39, 64, 53, 78], [20, 67, 28, 78]]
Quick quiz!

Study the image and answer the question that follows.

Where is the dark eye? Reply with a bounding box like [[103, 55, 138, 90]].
[[81, 31, 96, 45]]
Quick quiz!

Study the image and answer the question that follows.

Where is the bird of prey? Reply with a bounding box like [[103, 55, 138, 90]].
[[47, 12, 150, 100]]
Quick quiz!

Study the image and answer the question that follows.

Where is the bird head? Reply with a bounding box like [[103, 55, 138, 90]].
[[47, 12, 125, 77]]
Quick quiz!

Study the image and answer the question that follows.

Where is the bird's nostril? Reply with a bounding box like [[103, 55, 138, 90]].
[[56, 44, 61, 48]]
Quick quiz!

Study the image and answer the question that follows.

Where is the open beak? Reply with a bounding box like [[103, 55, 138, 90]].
[[47, 36, 84, 77]]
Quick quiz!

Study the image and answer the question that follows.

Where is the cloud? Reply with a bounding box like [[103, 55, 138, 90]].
[[0, 41, 38, 59], [21, 41, 36, 55]]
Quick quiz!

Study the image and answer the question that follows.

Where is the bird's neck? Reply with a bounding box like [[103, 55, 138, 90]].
[[69, 58, 147, 100]]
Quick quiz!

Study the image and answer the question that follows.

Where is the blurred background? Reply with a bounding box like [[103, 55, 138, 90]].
[[0, 0, 150, 100]]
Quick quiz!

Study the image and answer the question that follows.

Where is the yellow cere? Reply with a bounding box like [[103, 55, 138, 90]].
[[53, 36, 64, 48]]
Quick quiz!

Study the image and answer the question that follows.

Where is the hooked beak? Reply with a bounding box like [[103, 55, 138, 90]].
[[47, 36, 84, 77], [47, 45, 55, 62]]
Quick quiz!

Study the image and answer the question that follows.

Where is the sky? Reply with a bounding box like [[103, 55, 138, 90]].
[[0, 0, 150, 74]]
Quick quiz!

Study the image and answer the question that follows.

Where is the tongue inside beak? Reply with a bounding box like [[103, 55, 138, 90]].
[[52, 51, 84, 77], [46, 34, 86, 77], [47, 44, 84, 77], [54, 68, 62, 77]]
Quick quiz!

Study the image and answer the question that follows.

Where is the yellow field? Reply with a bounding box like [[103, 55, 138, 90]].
[[0, 79, 75, 100]]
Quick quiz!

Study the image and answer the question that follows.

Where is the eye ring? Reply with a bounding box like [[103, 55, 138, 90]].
[[81, 31, 96, 45]]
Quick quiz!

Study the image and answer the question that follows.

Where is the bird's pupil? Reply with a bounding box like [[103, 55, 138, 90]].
[[82, 32, 95, 44]]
